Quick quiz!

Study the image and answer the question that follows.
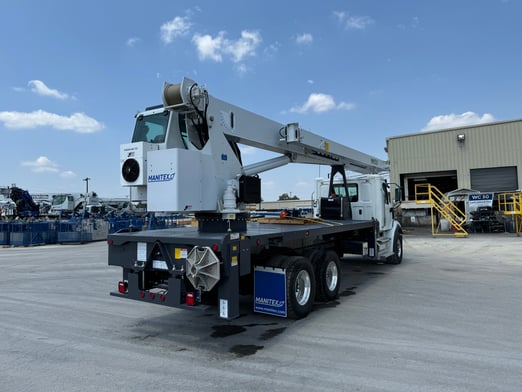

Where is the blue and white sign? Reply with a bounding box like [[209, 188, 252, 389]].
[[468, 193, 493, 207], [254, 266, 287, 317]]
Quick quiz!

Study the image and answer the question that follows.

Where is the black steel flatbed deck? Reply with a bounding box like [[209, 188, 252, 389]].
[[109, 219, 376, 246]]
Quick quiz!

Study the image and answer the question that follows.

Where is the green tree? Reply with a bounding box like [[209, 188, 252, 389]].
[[278, 193, 300, 201]]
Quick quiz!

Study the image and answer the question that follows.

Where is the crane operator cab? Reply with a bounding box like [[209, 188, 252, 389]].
[[132, 111, 168, 144], [119, 79, 247, 224]]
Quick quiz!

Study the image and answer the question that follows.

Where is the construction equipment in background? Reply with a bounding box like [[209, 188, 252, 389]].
[[468, 206, 505, 233], [9, 187, 40, 218]]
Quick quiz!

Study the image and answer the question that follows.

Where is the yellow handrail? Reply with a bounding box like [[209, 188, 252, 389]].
[[498, 192, 522, 235], [415, 184, 468, 237]]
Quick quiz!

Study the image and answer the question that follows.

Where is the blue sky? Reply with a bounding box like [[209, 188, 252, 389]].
[[1, 0, 521, 201]]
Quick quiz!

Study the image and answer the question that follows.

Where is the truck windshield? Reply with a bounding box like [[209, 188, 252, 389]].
[[132, 111, 169, 143]]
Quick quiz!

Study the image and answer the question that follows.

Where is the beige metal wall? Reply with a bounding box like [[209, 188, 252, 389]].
[[386, 119, 522, 196]]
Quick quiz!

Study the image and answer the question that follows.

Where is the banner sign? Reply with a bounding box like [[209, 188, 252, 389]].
[[468, 193, 494, 207], [254, 266, 287, 317]]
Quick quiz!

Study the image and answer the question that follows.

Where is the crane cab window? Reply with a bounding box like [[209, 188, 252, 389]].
[[333, 184, 358, 202], [132, 111, 170, 143]]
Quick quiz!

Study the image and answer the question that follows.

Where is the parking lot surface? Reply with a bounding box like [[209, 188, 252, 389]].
[[1, 231, 522, 392]]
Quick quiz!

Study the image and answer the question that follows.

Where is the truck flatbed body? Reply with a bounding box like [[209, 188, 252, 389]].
[[107, 218, 379, 319], [108, 219, 377, 247]]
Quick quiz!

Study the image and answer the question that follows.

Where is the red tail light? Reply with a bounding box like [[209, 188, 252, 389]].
[[118, 281, 128, 294], [186, 292, 195, 306]]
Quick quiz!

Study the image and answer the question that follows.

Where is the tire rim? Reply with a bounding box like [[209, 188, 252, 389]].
[[325, 261, 339, 291], [295, 270, 312, 306]]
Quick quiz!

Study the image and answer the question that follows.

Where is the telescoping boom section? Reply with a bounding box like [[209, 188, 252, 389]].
[[111, 77, 402, 320]]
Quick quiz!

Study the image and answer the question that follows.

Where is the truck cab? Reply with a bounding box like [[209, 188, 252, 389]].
[[315, 174, 395, 232]]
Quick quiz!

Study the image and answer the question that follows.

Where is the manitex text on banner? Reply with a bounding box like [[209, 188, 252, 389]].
[[254, 266, 287, 317]]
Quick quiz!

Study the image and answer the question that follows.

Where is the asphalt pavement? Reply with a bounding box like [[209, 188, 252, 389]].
[[1, 231, 521, 392]]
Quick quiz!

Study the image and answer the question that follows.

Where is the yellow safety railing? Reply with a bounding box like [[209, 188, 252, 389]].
[[415, 183, 468, 237], [498, 192, 522, 236]]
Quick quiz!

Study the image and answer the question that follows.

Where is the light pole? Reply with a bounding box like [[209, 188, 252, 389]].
[[83, 177, 91, 194]]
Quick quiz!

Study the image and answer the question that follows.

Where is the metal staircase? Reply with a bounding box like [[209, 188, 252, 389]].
[[415, 184, 468, 237], [498, 192, 522, 236]]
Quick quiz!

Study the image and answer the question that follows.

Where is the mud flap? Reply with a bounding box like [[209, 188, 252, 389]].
[[254, 266, 287, 317]]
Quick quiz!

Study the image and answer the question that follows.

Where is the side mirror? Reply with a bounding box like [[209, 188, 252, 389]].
[[394, 187, 402, 203]]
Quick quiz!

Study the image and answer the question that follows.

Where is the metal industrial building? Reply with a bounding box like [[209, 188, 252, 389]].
[[386, 118, 522, 225]]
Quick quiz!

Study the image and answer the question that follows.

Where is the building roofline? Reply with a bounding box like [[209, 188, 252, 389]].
[[386, 117, 522, 142]]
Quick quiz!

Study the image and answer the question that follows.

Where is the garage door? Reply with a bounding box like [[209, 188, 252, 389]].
[[470, 166, 518, 192]]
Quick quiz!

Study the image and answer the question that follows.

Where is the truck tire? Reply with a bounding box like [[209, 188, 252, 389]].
[[283, 256, 316, 319], [315, 250, 341, 302], [386, 231, 403, 265]]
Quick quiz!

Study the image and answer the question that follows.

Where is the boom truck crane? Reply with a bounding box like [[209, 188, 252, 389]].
[[109, 77, 402, 319]]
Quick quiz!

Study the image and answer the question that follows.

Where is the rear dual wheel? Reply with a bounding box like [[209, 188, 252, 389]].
[[266, 251, 341, 319], [313, 250, 341, 302], [283, 256, 315, 319]]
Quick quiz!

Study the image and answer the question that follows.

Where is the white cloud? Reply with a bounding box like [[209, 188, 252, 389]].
[[21, 157, 76, 177], [398, 16, 421, 30], [0, 110, 104, 133], [21, 156, 59, 173], [290, 93, 355, 114], [307, 80, 315, 85], [192, 32, 225, 62], [347, 16, 375, 30], [334, 11, 375, 30], [234, 63, 249, 76], [263, 42, 281, 58], [192, 30, 262, 63], [126, 37, 140, 47], [60, 170, 77, 178], [421, 112, 495, 132], [224, 30, 262, 62], [336, 101, 356, 110], [28, 80, 69, 100], [296, 33, 313, 45], [160, 16, 191, 44]]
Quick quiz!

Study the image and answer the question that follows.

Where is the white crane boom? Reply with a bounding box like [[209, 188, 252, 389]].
[[120, 77, 387, 214]]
